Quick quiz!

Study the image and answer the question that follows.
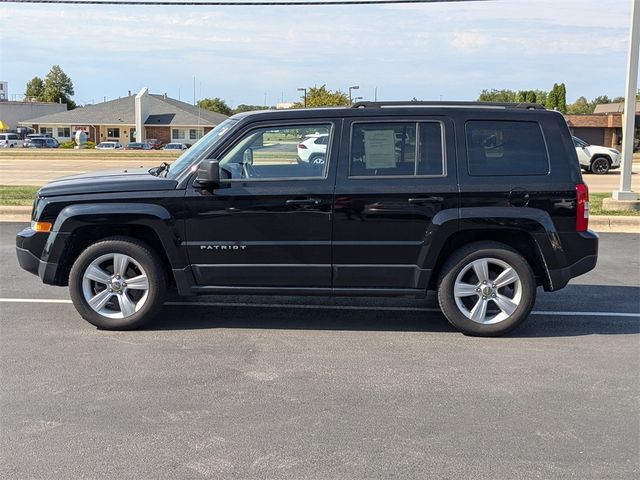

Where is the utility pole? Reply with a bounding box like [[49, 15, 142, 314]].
[[193, 76, 196, 106], [297, 87, 307, 107], [613, 0, 639, 203], [349, 85, 360, 104]]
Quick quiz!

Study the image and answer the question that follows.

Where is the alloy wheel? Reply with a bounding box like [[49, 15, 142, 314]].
[[453, 257, 522, 324], [81, 253, 150, 319]]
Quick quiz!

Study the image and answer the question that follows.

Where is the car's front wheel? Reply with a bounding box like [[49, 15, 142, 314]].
[[590, 156, 610, 174], [69, 237, 167, 330], [437, 241, 536, 336]]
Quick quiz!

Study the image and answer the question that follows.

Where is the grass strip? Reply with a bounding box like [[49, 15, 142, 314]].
[[590, 192, 640, 216], [0, 185, 39, 206]]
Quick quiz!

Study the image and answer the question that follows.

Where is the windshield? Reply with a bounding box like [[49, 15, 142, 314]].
[[165, 119, 238, 178]]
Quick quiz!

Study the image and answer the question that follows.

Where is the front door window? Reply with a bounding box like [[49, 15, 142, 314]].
[[218, 124, 332, 180]]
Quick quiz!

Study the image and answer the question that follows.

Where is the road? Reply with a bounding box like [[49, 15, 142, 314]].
[[1, 151, 639, 192], [0, 222, 638, 479]]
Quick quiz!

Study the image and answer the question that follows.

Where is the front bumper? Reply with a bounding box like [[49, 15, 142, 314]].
[[16, 227, 60, 285], [16, 245, 59, 284]]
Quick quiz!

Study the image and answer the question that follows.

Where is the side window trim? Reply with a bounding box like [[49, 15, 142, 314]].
[[347, 119, 447, 179], [218, 121, 335, 183]]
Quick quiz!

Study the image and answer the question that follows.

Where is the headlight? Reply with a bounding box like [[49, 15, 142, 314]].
[[609, 149, 620, 155]]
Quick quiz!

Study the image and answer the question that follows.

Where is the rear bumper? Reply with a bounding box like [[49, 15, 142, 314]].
[[546, 230, 599, 291]]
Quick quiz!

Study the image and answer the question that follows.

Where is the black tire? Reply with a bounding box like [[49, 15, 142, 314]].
[[437, 241, 536, 336], [309, 154, 325, 170], [590, 156, 610, 175], [69, 237, 167, 330]]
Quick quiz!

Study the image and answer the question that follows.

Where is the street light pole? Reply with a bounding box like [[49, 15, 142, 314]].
[[349, 85, 360, 103], [614, 0, 639, 201], [297, 87, 307, 107]]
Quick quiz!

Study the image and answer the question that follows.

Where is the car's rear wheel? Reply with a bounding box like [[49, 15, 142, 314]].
[[437, 241, 536, 336], [69, 237, 167, 330], [309, 154, 325, 170], [590, 157, 610, 174]]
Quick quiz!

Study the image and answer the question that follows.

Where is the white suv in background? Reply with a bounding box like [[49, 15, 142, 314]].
[[573, 136, 621, 174], [297, 133, 328, 166], [0, 133, 23, 148]]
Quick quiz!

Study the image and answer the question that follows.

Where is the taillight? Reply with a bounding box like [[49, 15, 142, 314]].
[[576, 183, 589, 231], [297, 143, 307, 149]]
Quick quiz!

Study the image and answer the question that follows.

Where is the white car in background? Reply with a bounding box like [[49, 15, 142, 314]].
[[163, 142, 188, 151], [0, 133, 24, 148], [297, 133, 328, 166], [96, 142, 123, 150], [573, 136, 621, 174]]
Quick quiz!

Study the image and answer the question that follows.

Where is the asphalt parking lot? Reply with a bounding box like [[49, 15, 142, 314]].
[[0, 222, 638, 479]]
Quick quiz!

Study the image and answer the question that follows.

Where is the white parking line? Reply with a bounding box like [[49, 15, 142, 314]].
[[0, 298, 638, 318]]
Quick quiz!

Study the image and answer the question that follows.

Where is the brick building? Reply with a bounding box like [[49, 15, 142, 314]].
[[565, 102, 640, 148], [19, 88, 227, 146]]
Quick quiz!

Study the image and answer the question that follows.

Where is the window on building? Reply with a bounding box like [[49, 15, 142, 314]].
[[466, 121, 549, 176], [189, 129, 203, 141], [349, 122, 445, 177], [40, 127, 53, 136], [107, 128, 120, 138], [57, 127, 71, 138], [172, 129, 186, 140]]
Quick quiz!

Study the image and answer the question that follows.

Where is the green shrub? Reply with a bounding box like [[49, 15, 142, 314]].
[[84, 141, 95, 149], [60, 140, 76, 149]]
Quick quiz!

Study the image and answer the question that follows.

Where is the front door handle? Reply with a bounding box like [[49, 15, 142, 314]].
[[286, 198, 323, 207], [408, 196, 444, 205]]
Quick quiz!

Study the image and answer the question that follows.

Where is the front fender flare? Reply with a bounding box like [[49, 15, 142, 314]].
[[42, 203, 187, 270]]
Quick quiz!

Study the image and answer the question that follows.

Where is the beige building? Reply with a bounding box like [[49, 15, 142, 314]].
[[565, 102, 640, 148], [20, 88, 227, 146]]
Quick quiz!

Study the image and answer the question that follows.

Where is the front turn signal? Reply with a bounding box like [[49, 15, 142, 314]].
[[31, 221, 52, 233]]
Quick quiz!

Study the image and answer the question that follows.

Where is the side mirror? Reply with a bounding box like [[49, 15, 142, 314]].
[[196, 159, 220, 188], [243, 148, 253, 165]]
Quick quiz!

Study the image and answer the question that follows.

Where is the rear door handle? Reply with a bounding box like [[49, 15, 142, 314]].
[[408, 196, 444, 205], [286, 198, 323, 207]]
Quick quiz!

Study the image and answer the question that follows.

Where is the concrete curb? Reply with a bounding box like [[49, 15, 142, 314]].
[[1, 205, 638, 233]]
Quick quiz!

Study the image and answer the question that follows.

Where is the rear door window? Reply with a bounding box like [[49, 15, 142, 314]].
[[466, 120, 549, 176], [349, 122, 445, 177]]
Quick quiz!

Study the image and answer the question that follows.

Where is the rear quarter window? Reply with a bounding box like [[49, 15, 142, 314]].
[[466, 120, 549, 176]]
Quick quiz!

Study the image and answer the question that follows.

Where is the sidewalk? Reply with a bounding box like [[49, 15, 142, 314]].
[[1, 206, 638, 233]]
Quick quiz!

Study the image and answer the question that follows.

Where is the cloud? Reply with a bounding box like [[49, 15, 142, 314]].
[[0, 0, 631, 105], [451, 31, 489, 51]]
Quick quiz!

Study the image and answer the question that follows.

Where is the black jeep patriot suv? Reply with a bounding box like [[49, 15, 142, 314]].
[[16, 101, 598, 336]]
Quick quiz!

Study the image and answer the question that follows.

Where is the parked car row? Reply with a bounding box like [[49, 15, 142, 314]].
[[96, 140, 189, 151], [0, 133, 189, 151]]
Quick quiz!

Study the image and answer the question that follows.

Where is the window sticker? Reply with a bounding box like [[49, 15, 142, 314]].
[[363, 129, 396, 169]]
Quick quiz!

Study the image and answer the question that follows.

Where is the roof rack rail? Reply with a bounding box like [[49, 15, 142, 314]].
[[350, 101, 546, 110]]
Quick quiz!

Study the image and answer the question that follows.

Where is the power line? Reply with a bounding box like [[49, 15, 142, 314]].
[[0, 0, 491, 6]]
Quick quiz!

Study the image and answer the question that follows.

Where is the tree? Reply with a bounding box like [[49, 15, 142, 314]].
[[566, 96, 591, 114], [477, 89, 518, 102], [545, 83, 567, 113], [233, 104, 270, 114], [25, 76, 44, 100], [557, 83, 567, 113], [517, 90, 538, 103], [292, 85, 350, 108], [42, 65, 76, 109], [197, 97, 232, 116]]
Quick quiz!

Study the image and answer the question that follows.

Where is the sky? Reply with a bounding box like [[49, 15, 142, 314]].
[[0, 0, 634, 107]]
